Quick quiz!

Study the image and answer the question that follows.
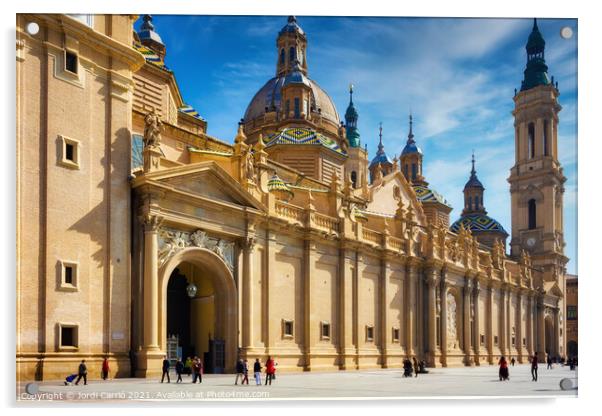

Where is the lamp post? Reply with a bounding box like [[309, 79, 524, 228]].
[[186, 281, 197, 298]]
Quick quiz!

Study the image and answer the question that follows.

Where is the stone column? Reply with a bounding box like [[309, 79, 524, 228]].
[[536, 298, 546, 360], [338, 246, 356, 369], [380, 258, 391, 367], [142, 214, 162, 351], [463, 277, 472, 365], [499, 285, 506, 355], [516, 291, 523, 361], [527, 293, 534, 357], [487, 285, 494, 364], [264, 230, 276, 353], [425, 269, 438, 367], [303, 238, 317, 370], [241, 236, 256, 350], [553, 308, 560, 357], [473, 280, 481, 364], [439, 278, 448, 366], [405, 262, 417, 357]]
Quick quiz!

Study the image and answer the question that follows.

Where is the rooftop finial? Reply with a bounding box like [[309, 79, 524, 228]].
[[349, 83, 354, 104], [408, 112, 414, 140], [471, 150, 476, 175], [379, 122, 383, 143], [141, 14, 154, 31], [533, 17, 538, 30], [288, 16, 297, 23]]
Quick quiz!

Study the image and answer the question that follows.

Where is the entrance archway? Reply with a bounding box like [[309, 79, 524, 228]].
[[159, 247, 238, 373], [567, 340, 578, 357]]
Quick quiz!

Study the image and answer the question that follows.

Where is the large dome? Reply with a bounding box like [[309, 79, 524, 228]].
[[243, 76, 341, 126]]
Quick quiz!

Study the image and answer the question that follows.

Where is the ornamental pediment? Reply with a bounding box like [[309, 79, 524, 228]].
[[134, 161, 266, 211]]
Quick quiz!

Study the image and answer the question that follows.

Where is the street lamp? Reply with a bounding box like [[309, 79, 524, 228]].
[[186, 282, 197, 298]]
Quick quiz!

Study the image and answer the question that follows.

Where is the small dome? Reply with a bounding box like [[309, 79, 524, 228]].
[[283, 67, 311, 87], [450, 214, 508, 235], [369, 152, 392, 168], [138, 15, 164, 46], [279, 16, 305, 36], [413, 185, 451, 208], [464, 174, 483, 189], [268, 173, 294, 201], [401, 139, 423, 156]]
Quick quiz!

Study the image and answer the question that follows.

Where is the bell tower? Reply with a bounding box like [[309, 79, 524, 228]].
[[508, 19, 567, 284]]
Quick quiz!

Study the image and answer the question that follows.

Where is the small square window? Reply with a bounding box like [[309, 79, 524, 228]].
[[60, 261, 78, 291], [320, 322, 330, 340], [392, 327, 400, 342], [59, 324, 79, 349], [59, 135, 80, 169], [282, 319, 293, 339], [65, 50, 78, 74], [366, 325, 374, 342]]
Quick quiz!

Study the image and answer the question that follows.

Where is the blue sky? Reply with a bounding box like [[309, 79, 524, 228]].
[[137, 15, 578, 274]]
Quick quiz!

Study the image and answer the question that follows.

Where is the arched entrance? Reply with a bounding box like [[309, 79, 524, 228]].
[[159, 247, 238, 373], [567, 340, 578, 357]]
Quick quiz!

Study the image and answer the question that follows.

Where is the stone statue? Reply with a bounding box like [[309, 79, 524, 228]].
[[143, 108, 162, 148], [245, 150, 256, 182]]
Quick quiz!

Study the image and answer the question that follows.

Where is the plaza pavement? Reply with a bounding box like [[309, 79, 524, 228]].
[[17, 363, 577, 403]]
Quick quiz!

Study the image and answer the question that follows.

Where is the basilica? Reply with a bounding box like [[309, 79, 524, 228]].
[[16, 14, 568, 380]]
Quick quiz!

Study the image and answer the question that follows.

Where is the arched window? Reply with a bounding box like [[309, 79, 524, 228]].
[[411, 163, 417, 180], [294, 97, 300, 118], [351, 171, 357, 188], [403, 164, 408, 179], [475, 196, 479, 210], [289, 47, 296, 63], [280, 48, 285, 65], [528, 123, 535, 159], [468, 196, 472, 210], [528, 199, 537, 229]]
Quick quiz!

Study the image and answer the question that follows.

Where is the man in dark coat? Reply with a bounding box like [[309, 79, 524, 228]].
[[175, 358, 184, 383], [75, 359, 87, 385], [161, 355, 170, 383]]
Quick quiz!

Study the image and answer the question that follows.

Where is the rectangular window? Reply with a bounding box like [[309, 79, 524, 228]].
[[392, 327, 400, 342], [59, 135, 80, 169], [285, 100, 290, 116], [512, 336, 516, 346], [282, 319, 293, 338], [60, 260, 78, 290], [567, 305, 577, 320], [65, 50, 78, 74], [523, 337, 527, 347], [320, 322, 330, 340], [366, 326, 374, 342], [59, 324, 79, 349], [480, 334, 485, 346], [494, 335, 499, 346]]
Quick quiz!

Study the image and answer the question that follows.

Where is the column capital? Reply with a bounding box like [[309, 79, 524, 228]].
[[141, 213, 163, 232], [473, 278, 482, 295], [241, 235, 257, 251]]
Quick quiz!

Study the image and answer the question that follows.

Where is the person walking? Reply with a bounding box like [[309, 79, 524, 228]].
[[75, 359, 88, 385], [253, 358, 262, 385], [531, 352, 539, 381], [498, 356, 509, 381], [101, 356, 109, 380], [547, 354, 553, 369], [175, 358, 184, 383], [510, 357, 516, 367], [265, 356, 275, 385], [235, 359, 244, 385], [412, 357, 419, 378], [161, 355, 170, 383], [192, 357, 203, 384], [242, 359, 249, 385]]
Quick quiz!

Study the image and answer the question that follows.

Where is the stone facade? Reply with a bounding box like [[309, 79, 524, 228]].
[[16, 15, 569, 380]]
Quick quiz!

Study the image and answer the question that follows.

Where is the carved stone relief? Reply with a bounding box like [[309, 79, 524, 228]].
[[158, 227, 234, 271], [447, 292, 458, 350]]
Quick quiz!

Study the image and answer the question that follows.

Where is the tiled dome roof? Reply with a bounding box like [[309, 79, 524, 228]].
[[266, 127, 346, 155], [413, 185, 451, 208], [450, 214, 508, 235]]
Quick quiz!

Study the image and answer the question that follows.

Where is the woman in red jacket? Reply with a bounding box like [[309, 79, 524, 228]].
[[265, 356, 276, 385], [498, 356, 509, 381]]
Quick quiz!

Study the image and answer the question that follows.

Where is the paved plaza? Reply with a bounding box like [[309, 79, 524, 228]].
[[17, 363, 577, 403]]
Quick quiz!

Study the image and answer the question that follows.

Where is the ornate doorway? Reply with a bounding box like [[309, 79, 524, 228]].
[[159, 246, 238, 373]]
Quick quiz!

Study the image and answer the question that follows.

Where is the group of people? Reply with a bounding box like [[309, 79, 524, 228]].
[[163, 356, 204, 383], [235, 356, 276, 386], [64, 358, 110, 386], [402, 357, 427, 378]]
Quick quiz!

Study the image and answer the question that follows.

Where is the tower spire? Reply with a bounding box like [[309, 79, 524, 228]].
[[377, 122, 384, 153], [408, 112, 414, 141], [471, 150, 476, 176], [349, 83, 354, 104], [520, 17, 551, 91], [345, 83, 361, 147]]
